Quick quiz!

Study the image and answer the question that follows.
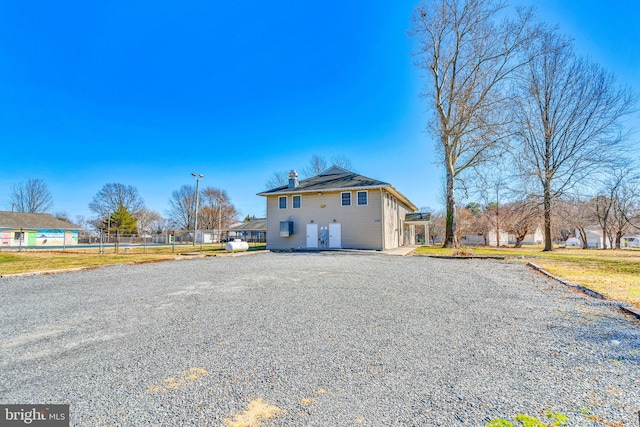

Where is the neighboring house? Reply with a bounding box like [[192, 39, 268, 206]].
[[565, 237, 581, 247], [229, 218, 267, 242], [461, 228, 508, 246], [0, 211, 79, 247], [568, 227, 612, 249], [507, 225, 544, 246], [257, 166, 419, 250], [621, 234, 640, 248]]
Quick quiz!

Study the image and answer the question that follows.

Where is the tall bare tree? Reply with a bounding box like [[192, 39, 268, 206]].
[[89, 183, 145, 219], [10, 178, 53, 213], [513, 29, 636, 251], [167, 185, 195, 230], [410, 0, 539, 247]]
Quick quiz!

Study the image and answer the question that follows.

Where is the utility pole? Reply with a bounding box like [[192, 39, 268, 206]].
[[218, 197, 223, 247], [192, 173, 204, 246]]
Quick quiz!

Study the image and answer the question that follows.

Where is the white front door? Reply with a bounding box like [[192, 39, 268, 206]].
[[306, 224, 318, 248], [329, 223, 341, 248]]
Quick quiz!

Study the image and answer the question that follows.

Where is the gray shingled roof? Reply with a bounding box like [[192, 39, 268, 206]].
[[0, 211, 79, 230], [228, 218, 267, 232], [258, 172, 390, 196]]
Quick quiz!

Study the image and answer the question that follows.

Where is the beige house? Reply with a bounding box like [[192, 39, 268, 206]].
[[257, 166, 419, 250]]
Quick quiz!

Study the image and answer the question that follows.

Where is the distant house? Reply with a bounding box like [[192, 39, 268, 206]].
[[0, 211, 79, 247], [257, 166, 420, 250], [229, 218, 267, 242], [461, 228, 508, 246], [621, 234, 640, 248], [508, 225, 544, 246], [567, 227, 611, 249]]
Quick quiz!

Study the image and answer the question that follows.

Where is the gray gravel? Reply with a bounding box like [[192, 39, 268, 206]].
[[0, 252, 638, 426]]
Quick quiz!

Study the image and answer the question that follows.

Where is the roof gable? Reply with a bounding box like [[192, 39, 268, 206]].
[[319, 165, 350, 176]]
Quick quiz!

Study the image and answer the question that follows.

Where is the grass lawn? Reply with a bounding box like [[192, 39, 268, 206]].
[[415, 245, 640, 308], [0, 243, 267, 276]]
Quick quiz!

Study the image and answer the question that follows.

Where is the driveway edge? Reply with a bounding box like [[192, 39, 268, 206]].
[[526, 262, 640, 321]]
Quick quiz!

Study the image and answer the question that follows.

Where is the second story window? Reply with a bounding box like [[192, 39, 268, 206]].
[[278, 196, 287, 209], [292, 195, 301, 209], [341, 192, 351, 206], [357, 191, 368, 206]]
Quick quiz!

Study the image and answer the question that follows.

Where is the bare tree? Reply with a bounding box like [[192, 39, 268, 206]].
[[604, 169, 640, 248], [556, 197, 593, 249], [513, 28, 636, 251], [410, 0, 539, 247], [167, 185, 195, 230], [266, 154, 355, 188], [89, 183, 145, 219], [137, 208, 163, 236], [167, 185, 238, 233], [264, 170, 289, 190], [501, 200, 541, 248], [593, 192, 616, 250], [301, 154, 328, 178], [329, 155, 354, 172], [428, 210, 446, 244], [10, 178, 53, 213], [199, 187, 239, 231], [53, 211, 72, 223]]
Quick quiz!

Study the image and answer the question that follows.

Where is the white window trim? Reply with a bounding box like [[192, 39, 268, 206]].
[[278, 196, 287, 210], [357, 190, 368, 206], [341, 192, 352, 207], [292, 194, 302, 209]]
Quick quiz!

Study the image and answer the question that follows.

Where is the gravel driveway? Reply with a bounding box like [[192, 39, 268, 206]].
[[0, 252, 638, 426]]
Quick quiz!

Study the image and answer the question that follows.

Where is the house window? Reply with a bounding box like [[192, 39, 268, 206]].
[[292, 195, 301, 209], [14, 232, 23, 240], [278, 196, 287, 209], [357, 191, 368, 206], [341, 192, 351, 206]]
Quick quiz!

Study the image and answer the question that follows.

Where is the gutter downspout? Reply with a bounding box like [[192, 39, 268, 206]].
[[380, 189, 386, 250]]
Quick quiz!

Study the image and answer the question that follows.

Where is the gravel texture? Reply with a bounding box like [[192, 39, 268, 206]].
[[0, 252, 638, 426]]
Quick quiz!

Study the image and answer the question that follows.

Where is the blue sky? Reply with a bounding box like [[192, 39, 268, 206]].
[[0, 1, 638, 221]]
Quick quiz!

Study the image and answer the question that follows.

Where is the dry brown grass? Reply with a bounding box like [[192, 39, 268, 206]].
[[0, 243, 266, 275]]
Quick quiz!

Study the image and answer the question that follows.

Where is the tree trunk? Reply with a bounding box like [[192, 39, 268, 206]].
[[577, 227, 588, 249], [543, 183, 553, 251], [443, 168, 458, 248], [615, 232, 622, 249]]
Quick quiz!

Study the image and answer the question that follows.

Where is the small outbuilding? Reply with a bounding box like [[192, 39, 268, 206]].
[[0, 211, 79, 247]]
